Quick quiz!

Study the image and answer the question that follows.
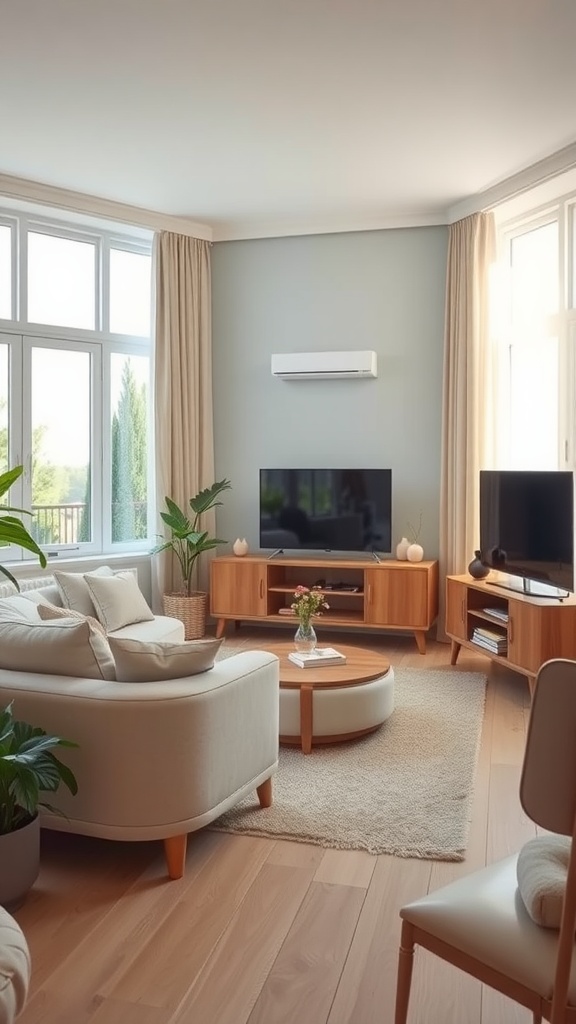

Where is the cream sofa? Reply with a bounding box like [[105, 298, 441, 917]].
[[0, 575, 280, 879]]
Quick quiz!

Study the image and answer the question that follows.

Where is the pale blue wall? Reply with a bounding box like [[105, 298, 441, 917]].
[[211, 226, 448, 559]]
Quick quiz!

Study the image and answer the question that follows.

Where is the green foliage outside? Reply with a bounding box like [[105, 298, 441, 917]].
[[1, 358, 149, 548]]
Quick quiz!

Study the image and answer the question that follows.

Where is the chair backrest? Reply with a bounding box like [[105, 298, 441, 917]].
[[520, 659, 576, 1024], [520, 658, 576, 835]]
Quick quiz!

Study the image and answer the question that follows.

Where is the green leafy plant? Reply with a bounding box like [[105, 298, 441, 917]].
[[152, 479, 232, 595], [0, 702, 78, 835], [0, 465, 47, 588]]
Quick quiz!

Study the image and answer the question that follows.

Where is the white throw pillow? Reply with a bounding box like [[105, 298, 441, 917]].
[[85, 570, 154, 633], [516, 835, 571, 928], [108, 636, 223, 682], [0, 618, 116, 681], [54, 566, 114, 617], [37, 601, 107, 636]]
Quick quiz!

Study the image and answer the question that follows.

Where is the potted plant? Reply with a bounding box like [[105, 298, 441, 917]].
[[153, 478, 232, 638], [0, 702, 78, 909]]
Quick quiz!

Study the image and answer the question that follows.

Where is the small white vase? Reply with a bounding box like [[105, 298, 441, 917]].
[[396, 537, 410, 560], [233, 538, 249, 557], [407, 543, 424, 563]]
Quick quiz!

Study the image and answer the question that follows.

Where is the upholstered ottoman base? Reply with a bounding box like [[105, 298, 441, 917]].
[[279, 667, 395, 751]]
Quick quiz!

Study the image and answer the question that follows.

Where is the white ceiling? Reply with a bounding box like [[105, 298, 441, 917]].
[[3, 0, 576, 241]]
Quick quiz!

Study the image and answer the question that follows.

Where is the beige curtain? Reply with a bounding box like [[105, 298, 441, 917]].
[[438, 212, 496, 637], [152, 231, 214, 607]]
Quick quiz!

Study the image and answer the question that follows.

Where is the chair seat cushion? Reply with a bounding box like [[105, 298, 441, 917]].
[[516, 835, 571, 928], [400, 854, 576, 1002]]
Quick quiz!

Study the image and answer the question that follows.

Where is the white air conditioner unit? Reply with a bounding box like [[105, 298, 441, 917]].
[[271, 350, 377, 380]]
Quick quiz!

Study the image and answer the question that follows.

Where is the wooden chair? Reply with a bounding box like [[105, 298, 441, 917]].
[[394, 658, 576, 1024]]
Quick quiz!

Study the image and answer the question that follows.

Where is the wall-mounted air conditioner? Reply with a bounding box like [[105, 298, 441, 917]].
[[271, 350, 378, 380]]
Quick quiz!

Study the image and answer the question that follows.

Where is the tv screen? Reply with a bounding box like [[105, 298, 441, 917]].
[[479, 470, 574, 594], [260, 469, 392, 553]]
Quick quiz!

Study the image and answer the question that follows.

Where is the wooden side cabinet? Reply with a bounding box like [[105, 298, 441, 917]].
[[210, 555, 439, 652], [445, 573, 576, 693]]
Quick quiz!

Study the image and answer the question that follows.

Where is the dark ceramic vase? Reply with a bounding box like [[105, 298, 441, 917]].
[[468, 550, 489, 580]]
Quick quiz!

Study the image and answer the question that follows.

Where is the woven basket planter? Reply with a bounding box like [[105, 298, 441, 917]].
[[163, 591, 207, 640]]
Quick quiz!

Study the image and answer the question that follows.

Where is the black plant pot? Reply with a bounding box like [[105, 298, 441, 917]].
[[468, 550, 490, 580]]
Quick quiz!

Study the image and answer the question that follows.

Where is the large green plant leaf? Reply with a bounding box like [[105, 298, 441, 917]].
[[0, 465, 47, 581], [0, 703, 79, 834], [189, 479, 232, 517]]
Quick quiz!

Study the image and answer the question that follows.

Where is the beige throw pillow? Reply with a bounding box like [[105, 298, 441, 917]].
[[0, 595, 43, 623], [0, 618, 116, 681], [54, 566, 114, 617], [85, 570, 154, 633], [109, 636, 223, 682], [37, 601, 107, 636]]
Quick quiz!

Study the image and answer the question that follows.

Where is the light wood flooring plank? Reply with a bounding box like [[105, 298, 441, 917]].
[[248, 881, 366, 1024], [327, 854, 432, 1024], [314, 848, 377, 888], [100, 835, 273, 1010], [172, 862, 316, 1024]]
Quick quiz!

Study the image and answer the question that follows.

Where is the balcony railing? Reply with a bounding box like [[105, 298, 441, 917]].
[[31, 502, 148, 545]]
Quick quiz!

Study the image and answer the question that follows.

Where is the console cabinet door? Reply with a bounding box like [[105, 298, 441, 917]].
[[445, 578, 468, 642], [365, 567, 429, 627], [507, 600, 544, 674], [210, 560, 268, 618]]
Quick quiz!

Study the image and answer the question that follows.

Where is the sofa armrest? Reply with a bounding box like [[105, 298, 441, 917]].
[[0, 652, 280, 841]]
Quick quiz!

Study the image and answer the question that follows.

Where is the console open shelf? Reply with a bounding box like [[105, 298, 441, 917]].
[[210, 554, 439, 653], [446, 574, 576, 694]]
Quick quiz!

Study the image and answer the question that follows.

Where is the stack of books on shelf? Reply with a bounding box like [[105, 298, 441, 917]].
[[288, 647, 347, 669], [482, 607, 509, 623], [471, 625, 508, 655]]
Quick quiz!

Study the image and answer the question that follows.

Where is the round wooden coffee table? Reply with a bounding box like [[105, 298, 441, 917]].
[[262, 642, 394, 754]]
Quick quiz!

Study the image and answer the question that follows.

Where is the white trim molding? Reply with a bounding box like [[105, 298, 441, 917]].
[[0, 173, 213, 241]]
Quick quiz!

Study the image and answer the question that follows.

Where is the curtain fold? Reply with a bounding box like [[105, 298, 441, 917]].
[[438, 212, 496, 638], [152, 232, 214, 608]]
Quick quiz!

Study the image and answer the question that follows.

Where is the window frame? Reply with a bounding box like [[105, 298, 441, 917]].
[[0, 207, 153, 564]]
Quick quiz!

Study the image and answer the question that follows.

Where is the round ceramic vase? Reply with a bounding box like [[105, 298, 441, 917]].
[[406, 543, 424, 563], [468, 550, 489, 579], [233, 538, 249, 557]]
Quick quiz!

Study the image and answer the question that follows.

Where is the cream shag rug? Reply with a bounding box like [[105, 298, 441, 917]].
[[211, 664, 487, 861]]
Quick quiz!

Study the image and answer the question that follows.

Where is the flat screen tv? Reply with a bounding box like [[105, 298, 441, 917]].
[[259, 468, 392, 554], [479, 470, 574, 596]]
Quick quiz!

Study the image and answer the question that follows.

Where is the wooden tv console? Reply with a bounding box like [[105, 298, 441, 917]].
[[446, 574, 576, 693], [210, 555, 439, 653]]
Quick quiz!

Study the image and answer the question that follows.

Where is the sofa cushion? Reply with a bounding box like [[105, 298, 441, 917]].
[[0, 618, 116, 681], [0, 595, 43, 623], [108, 635, 223, 682], [37, 601, 107, 636], [110, 615, 185, 643], [85, 571, 154, 633], [54, 566, 114, 616]]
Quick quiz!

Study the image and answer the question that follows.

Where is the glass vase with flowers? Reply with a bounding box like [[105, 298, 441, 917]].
[[291, 585, 330, 652]]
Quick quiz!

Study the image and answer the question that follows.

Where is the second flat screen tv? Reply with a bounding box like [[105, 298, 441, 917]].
[[479, 469, 574, 595], [260, 468, 392, 553]]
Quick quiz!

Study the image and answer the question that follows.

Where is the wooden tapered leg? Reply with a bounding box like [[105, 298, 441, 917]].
[[216, 618, 227, 638], [414, 630, 426, 655], [394, 920, 415, 1024], [450, 639, 461, 665], [257, 777, 273, 807], [163, 834, 187, 879]]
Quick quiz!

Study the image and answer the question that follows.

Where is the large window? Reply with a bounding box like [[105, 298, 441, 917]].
[[0, 210, 153, 563], [493, 197, 576, 473]]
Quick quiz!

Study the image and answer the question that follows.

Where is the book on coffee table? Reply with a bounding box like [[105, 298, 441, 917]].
[[288, 647, 347, 668]]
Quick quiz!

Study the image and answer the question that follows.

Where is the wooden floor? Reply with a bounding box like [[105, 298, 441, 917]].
[[13, 626, 536, 1024]]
